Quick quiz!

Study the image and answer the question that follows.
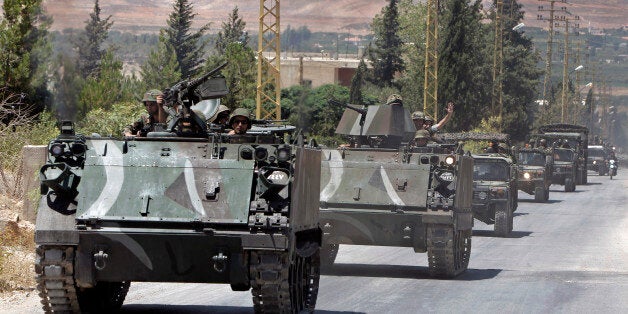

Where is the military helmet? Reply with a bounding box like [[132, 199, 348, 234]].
[[142, 89, 163, 102], [229, 108, 252, 130], [498, 143, 509, 151], [411, 110, 425, 120], [414, 129, 430, 140], [386, 94, 403, 106], [539, 138, 547, 145], [209, 105, 231, 123], [424, 114, 435, 123]]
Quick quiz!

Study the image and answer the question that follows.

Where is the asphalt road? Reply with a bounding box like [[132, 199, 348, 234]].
[[119, 171, 628, 313], [2, 171, 625, 313]]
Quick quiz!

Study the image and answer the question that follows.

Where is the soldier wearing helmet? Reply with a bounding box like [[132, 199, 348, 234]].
[[411, 129, 433, 147], [422, 102, 454, 134], [228, 108, 252, 135], [209, 105, 231, 125], [539, 138, 548, 148], [124, 89, 170, 137]]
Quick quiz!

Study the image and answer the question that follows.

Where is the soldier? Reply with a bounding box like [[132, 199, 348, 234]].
[[539, 138, 548, 148], [228, 108, 252, 135], [423, 102, 455, 135], [209, 105, 231, 125], [124, 89, 170, 137], [411, 129, 433, 147]]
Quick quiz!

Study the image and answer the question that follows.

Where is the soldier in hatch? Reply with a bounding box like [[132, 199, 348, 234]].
[[209, 105, 231, 126], [411, 129, 434, 147], [411, 102, 454, 135], [228, 108, 252, 135], [124, 89, 170, 137]]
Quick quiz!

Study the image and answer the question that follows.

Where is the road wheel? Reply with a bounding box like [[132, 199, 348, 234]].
[[76, 281, 131, 313], [494, 208, 512, 237], [543, 188, 550, 202], [564, 178, 575, 192], [427, 224, 471, 278], [583, 171, 588, 184], [576, 171, 583, 185], [250, 246, 320, 313], [320, 243, 339, 267]]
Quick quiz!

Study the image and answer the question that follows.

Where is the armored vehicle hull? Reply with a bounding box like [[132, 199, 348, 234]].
[[471, 155, 518, 237], [35, 126, 322, 312], [319, 145, 473, 278], [587, 145, 609, 175]]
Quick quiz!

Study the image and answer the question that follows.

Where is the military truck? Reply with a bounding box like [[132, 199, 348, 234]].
[[587, 145, 609, 175], [35, 67, 322, 313], [537, 124, 589, 184], [550, 147, 577, 192], [440, 133, 517, 237], [516, 147, 553, 202], [319, 102, 474, 278]]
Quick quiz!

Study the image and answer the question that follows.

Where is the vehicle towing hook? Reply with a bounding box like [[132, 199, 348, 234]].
[[94, 250, 109, 271], [211, 252, 228, 273]]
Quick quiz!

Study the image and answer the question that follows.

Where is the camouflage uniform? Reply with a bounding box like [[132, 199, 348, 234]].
[[124, 89, 171, 136]]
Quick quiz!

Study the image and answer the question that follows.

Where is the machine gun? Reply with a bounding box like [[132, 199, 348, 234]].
[[328, 99, 367, 135], [164, 62, 229, 136]]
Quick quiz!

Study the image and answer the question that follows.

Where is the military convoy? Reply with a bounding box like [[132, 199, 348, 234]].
[[318, 102, 473, 278], [34, 69, 323, 313], [549, 147, 578, 192]]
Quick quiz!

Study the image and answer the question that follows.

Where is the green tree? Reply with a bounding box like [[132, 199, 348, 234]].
[[78, 49, 127, 114], [76, 0, 113, 79], [438, 0, 490, 131], [368, 0, 405, 88], [205, 42, 256, 109], [140, 33, 181, 91], [0, 0, 52, 111], [349, 59, 368, 105], [215, 6, 248, 54], [397, 0, 427, 112], [52, 54, 83, 120], [498, 0, 542, 139], [164, 0, 210, 79]]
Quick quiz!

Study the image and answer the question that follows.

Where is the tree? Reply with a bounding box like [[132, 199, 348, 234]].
[[78, 49, 129, 114], [215, 6, 248, 54], [140, 33, 181, 91], [76, 0, 113, 79], [498, 0, 542, 140], [349, 59, 368, 105], [397, 0, 427, 112], [368, 0, 405, 88], [205, 42, 256, 109], [164, 0, 210, 79], [438, 0, 490, 131], [0, 0, 52, 111]]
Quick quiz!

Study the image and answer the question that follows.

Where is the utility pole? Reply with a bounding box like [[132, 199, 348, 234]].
[[537, 0, 560, 123], [557, 11, 580, 123], [256, 0, 281, 120], [491, 0, 504, 130], [423, 0, 439, 119]]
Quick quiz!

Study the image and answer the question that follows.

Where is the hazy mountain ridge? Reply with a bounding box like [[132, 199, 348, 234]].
[[40, 1, 627, 34]]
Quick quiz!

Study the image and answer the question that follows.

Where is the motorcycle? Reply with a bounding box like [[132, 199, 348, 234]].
[[609, 159, 617, 180]]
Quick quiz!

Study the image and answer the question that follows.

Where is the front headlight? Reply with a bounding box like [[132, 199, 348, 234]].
[[523, 172, 531, 179], [593, 160, 597, 165], [444, 155, 456, 165], [477, 191, 488, 200]]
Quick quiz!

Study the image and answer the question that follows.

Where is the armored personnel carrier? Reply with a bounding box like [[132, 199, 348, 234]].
[[35, 67, 322, 313], [537, 124, 589, 184], [516, 147, 553, 202], [440, 133, 517, 237], [319, 102, 473, 278]]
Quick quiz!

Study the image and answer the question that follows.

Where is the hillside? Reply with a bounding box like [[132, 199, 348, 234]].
[[41, 0, 626, 34]]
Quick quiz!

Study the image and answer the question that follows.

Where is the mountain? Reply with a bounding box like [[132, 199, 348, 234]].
[[40, 1, 627, 34]]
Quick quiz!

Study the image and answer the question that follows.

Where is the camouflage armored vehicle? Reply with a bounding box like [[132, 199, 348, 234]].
[[587, 145, 609, 175], [319, 102, 474, 278], [537, 124, 589, 184], [35, 66, 322, 313], [549, 147, 577, 192], [516, 147, 553, 202], [440, 133, 518, 237]]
